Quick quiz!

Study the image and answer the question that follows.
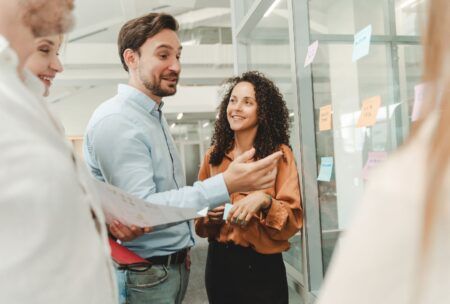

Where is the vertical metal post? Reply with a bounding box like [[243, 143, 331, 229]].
[[290, 0, 325, 294], [230, 0, 247, 75]]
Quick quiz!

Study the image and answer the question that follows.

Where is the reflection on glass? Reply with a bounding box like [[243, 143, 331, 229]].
[[184, 144, 201, 186], [310, 34, 424, 278], [243, 0, 257, 14], [398, 44, 423, 122], [311, 41, 414, 272], [395, 0, 427, 35], [309, 0, 388, 35]]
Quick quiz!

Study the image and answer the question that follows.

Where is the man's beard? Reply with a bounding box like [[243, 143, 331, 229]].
[[140, 70, 178, 98], [20, 0, 75, 37]]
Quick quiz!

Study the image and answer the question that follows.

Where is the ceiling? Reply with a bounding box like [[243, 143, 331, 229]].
[[68, 0, 232, 44]]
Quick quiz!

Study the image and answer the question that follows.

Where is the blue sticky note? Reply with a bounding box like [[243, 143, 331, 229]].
[[223, 203, 233, 220], [317, 157, 334, 182], [352, 25, 372, 62]]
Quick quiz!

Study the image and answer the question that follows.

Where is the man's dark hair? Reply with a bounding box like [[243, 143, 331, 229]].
[[118, 13, 179, 72]]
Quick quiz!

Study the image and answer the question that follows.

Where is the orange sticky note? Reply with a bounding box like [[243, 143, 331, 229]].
[[319, 105, 332, 131], [356, 96, 381, 127]]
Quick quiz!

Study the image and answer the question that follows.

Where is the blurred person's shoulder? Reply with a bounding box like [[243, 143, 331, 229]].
[[366, 112, 440, 206]]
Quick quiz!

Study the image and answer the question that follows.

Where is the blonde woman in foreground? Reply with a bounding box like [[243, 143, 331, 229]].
[[317, 0, 450, 303]]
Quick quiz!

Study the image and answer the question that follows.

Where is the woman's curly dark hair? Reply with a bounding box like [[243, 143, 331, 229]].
[[209, 71, 291, 166]]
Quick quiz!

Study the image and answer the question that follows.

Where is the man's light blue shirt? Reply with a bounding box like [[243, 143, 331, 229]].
[[84, 84, 230, 258]]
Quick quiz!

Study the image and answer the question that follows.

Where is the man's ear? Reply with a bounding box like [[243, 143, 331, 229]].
[[123, 49, 138, 70]]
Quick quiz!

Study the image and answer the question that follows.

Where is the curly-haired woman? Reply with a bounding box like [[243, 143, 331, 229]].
[[195, 71, 303, 304]]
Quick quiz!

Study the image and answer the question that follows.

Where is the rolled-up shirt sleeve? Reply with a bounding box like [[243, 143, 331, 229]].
[[259, 146, 303, 241]]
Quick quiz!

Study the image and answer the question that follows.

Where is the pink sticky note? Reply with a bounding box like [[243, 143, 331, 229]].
[[362, 151, 388, 180], [412, 83, 425, 121], [304, 40, 319, 67]]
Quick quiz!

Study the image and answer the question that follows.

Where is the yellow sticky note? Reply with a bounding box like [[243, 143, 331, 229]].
[[356, 96, 381, 127], [319, 105, 332, 131]]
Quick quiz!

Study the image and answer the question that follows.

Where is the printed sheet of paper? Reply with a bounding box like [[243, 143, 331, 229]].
[[304, 40, 319, 67], [317, 157, 334, 182], [412, 83, 426, 121], [94, 179, 201, 228], [362, 151, 388, 180], [357, 96, 381, 127], [319, 105, 333, 131], [352, 25, 372, 62]]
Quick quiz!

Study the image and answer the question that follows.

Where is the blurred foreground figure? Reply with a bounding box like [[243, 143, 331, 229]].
[[317, 0, 450, 303], [0, 1, 117, 303]]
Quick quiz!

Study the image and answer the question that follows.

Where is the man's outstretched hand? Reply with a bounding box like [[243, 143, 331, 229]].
[[223, 148, 282, 194]]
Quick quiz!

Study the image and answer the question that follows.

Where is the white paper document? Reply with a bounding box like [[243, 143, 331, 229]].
[[93, 179, 201, 229]]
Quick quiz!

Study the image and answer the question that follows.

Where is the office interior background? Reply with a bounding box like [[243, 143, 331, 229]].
[[52, 0, 425, 302]]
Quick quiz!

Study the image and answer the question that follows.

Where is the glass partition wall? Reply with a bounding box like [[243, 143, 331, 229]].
[[231, 0, 424, 302]]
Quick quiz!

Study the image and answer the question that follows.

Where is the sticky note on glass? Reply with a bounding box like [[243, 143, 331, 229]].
[[319, 105, 332, 131], [412, 83, 426, 121], [356, 96, 381, 127], [317, 157, 333, 182], [223, 203, 233, 220], [362, 151, 388, 180], [304, 40, 319, 67], [352, 24, 372, 62]]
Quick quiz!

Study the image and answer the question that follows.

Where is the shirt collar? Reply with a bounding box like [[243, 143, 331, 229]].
[[117, 84, 164, 114], [0, 35, 19, 70], [223, 147, 258, 162]]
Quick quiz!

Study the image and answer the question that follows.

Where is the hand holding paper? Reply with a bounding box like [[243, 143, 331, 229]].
[[109, 220, 152, 242], [93, 179, 201, 230]]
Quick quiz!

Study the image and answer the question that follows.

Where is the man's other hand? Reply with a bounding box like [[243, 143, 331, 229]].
[[108, 220, 152, 242]]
